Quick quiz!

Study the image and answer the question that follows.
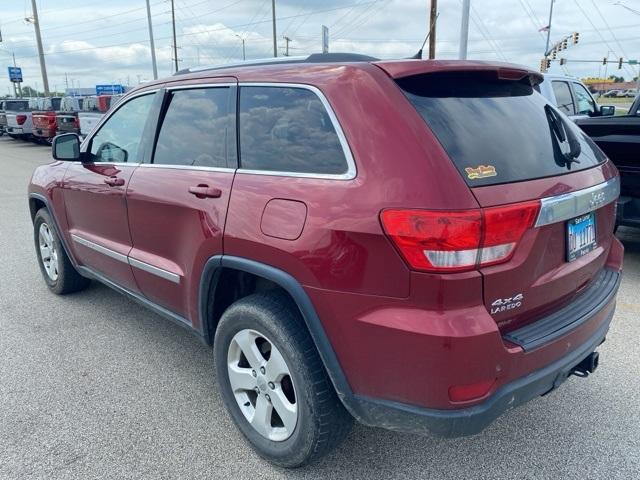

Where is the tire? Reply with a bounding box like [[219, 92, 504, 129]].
[[33, 208, 90, 295], [214, 291, 352, 468]]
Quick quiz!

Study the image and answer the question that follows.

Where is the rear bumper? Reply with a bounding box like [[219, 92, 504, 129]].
[[347, 309, 613, 437], [7, 127, 24, 134]]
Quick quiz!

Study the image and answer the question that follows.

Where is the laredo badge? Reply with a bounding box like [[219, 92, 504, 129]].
[[465, 165, 497, 180]]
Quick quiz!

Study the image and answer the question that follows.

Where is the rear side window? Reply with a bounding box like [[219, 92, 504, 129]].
[[239, 86, 348, 175], [552, 81, 575, 115], [397, 72, 606, 187], [153, 87, 235, 168]]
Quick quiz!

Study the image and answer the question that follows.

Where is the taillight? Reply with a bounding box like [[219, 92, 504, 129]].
[[16, 114, 27, 125], [380, 201, 540, 273], [48, 115, 57, 125], [74, 117, 80, 128]]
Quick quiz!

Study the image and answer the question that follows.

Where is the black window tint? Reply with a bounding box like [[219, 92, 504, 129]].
[[397, 72, 606, 187], [552, 81, 575, 115], [153, 88, 235, 168], [239, 86, 348, 174]]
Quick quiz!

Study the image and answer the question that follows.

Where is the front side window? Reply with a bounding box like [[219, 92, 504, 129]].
[[552, 81, 576, 115], [573, 83, 596, 115], [239, 86, 348, 175], [153, 87, 235, 168], [89, 93, 155, 163]]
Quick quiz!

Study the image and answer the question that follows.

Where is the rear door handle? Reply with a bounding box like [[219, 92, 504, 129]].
[[104, 176, 125, 187], [188, 185, 222, 199]]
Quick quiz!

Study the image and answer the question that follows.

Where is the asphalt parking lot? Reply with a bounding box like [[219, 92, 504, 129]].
[[1, 136, 639, 479]]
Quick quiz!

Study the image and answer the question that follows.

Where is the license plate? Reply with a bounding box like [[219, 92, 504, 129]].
[[567, 212, 596, 262]]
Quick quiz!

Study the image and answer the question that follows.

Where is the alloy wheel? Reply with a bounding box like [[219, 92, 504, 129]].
[[38, 223, 59, 281], [227, 328, 298, 441]]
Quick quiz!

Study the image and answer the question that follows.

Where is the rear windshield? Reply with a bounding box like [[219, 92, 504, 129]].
[[397, 72, 607, 187], [4, 101, 28, 111]]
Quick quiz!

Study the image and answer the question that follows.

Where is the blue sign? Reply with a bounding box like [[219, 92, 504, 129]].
[[8, 66, 22, 83], [96, 84, 125, 95]]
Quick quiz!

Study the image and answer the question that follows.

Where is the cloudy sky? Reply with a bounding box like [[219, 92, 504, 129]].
[[1, 0, 639, 94]]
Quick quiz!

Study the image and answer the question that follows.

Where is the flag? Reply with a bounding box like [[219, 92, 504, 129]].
[[539, 25, 550, 32]]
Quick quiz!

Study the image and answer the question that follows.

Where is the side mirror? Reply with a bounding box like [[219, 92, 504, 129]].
[[599, 105, 616, 117], [52, 133, 81, 161]]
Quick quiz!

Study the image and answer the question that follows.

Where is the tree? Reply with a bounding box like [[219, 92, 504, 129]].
[[21, 85, 40, 97], [608, 75, 624, 83]]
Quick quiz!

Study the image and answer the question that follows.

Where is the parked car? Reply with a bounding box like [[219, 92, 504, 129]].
[[603, 89, 624, 98], [5, 105, 34, 140], [32, 97, 63, 144], [538, 74, 616, 120], [623, 89, 637, 98], [78, 95, 118, 139], [28, 55, 623, 467], [56, 97, 85, 136], [575, 95, 640, 229], [0, 99, 29, 136]]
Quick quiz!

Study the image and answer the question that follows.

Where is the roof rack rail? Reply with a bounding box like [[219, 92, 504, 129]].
[[174, 52, 380, 76]]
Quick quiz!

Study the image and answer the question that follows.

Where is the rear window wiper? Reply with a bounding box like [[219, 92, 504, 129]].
[[545, 105, 581, 166]]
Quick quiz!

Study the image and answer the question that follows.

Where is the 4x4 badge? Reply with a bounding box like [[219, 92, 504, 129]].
[[490, 293, 524, 315], [465, 165, 497, 180]]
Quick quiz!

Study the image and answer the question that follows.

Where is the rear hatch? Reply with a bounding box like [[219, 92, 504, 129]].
[[380, 62, 618, 333]]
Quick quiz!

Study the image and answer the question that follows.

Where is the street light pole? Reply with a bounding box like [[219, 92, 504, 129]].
[[544, 0, 555, 56], [145, 0, 158, 80], [272, 0, 277, 57], [30, 0, 50, 95], [458, 0, 470, 59], [170, 0, 179, 73]]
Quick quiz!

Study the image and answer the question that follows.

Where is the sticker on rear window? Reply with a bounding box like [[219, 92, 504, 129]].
[[465, 165, 497, 180]]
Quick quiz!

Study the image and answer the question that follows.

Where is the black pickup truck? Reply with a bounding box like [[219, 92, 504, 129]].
[[576, 96, 640, 229]]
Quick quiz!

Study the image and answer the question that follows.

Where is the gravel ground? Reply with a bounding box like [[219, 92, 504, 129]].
[[0, 136, 638, 479]]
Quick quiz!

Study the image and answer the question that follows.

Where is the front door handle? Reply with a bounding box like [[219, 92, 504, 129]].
[[188, 185, 222, 199], [104, 176, 125, 187]]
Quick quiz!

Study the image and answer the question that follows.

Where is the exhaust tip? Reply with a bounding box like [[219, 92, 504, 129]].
[[571, 352, 599, 377]]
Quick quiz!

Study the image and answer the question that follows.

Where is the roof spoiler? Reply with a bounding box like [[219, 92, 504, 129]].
[[373, 60, 544, 86]]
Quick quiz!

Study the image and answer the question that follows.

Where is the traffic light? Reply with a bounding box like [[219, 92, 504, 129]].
[[546, 58, 551, 69], [603, 57, 608, 65], [551, 49, 557, 59], [572, 32, 579, 44], [560, 58, 567, 66], [619, 57, 623, 69], [562, 39, 568, 50]]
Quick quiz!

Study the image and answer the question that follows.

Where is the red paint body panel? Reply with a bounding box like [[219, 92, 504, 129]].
[[28, 59, 624, 421], [126, 167, 234, 325]]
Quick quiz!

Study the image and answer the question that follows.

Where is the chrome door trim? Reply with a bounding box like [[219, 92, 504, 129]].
[[236, 82, 357, 181], [71, 234, 129, 263], [535, 176, 620, 227], [137, 164, 235, 173], [128, 257, 181, 284], [165, 83, 236, 90], [71, 234, 181, 284]]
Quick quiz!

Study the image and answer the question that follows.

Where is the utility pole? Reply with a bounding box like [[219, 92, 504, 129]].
[[146, 0, 158, 80], [170, 0, 179, 73], [429, 0, 437, 59], [283, 36, 291, 56], [458, 0, 470, 59], [544, 0, 555, 56], [30, 0, 50, 95], [272, 0, 277, 57], [235, 35, 246, 60]]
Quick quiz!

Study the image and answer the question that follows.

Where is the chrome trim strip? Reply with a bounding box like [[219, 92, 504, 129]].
[[128, 257, 181, 284], [71, 234, 129, 263], [138, 164, 235, 173], [236, 82, 357, 181], [166, 83, 236, 90], [71, 234, 181, 284], [535, 176, 620, 227]]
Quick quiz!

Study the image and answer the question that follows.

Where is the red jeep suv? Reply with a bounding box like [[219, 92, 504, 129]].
[[28, 54, 623, 467]]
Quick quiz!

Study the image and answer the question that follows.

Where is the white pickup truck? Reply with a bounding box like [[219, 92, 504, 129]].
[[538, 74, 616, 120], [78, 94, 122, 138]]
